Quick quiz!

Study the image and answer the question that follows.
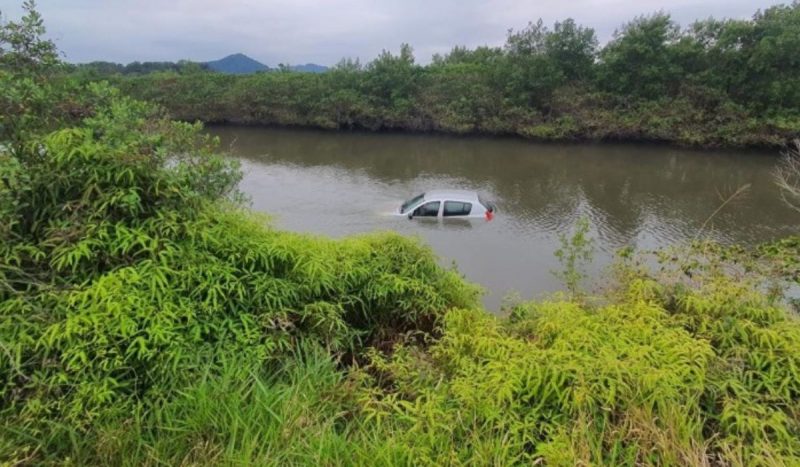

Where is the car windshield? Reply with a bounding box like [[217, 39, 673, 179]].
[[400, 193, 424, 214]]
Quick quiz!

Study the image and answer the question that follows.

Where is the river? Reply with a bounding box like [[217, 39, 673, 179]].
[[209, 125, 799, 311]]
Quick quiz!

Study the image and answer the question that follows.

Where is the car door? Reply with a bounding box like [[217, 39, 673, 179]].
[[443, 200, 472, 217], [413, 201, 441, 218]]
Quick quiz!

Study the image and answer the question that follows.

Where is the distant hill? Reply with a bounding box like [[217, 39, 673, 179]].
[[290, 63, 328, 73], [202, 54, 329, 74], [205, 53, 270, 74]]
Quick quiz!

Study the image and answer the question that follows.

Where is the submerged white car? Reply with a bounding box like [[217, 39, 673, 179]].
[[399, 190, 496, 220]]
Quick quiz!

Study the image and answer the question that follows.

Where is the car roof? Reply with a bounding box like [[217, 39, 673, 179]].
[[423, 189, 480, 202]]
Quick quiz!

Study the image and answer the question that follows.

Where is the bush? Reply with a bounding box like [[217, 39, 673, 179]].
[[1, 106, 479, 463], [350, 253, 800, 465]]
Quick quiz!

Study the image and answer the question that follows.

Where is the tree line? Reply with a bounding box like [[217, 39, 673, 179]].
[[98, 3, 800, 147], [72, 59, 208, 76]]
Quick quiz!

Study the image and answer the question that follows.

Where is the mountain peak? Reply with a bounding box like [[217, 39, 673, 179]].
[[205, 53, 329, 74], [205, 53, 269, 74]]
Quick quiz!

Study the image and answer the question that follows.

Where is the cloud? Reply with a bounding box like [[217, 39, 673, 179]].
[[1, 0, 785, 65]]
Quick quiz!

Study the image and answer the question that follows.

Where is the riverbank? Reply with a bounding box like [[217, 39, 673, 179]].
[[70, 4, 800, 149], [102, 71, 798, 150]]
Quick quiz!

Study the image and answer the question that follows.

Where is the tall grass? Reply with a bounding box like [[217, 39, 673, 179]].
[[346, 257, 800, 465], [87, 345, 360, 466]]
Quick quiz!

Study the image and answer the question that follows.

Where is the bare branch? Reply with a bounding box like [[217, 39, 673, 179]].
[[775, 140, 800, 214]]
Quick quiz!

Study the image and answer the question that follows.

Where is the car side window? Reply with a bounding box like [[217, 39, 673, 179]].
[[443, 201, 472, 217], [414, 201, 440, 217]]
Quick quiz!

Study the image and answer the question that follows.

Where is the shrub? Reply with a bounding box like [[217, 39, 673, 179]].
[[0, 58, 479, 463], [351, 255, 800, 465]]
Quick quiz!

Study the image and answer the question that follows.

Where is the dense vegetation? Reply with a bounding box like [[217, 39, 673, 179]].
[[99, 4, 800, 148], [71, 59, 208, 76], [72, 54, 328, 77], [3, 3, 800, 465]]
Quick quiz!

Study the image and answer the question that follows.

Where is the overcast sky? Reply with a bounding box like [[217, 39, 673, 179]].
[[0, 0, 786, 66]]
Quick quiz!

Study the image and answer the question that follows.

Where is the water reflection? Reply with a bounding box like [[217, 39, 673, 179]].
[[210, 125, 799, 310]]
